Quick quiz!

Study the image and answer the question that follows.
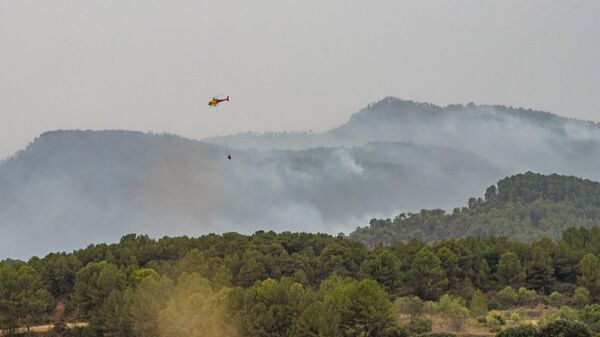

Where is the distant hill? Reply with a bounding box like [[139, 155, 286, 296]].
[[209, 97, 600, 179], [350, 172, 600, 246], [0, 130, 498, 258], [4, 96, 600, 258]]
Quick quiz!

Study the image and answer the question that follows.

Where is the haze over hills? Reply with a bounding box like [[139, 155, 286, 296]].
[[351, 172, 600, 247], [0, 129, 498, 259], [2, 97, 600, 258], [209, 97, 600, 178]]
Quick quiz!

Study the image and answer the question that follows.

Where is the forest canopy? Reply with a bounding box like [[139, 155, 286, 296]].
[[4, 173, 600, 336], [2, 225, 600, 336], [351, 172, 600, 246]]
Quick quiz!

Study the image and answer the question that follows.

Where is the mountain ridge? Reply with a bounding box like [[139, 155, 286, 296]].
[[208, 97, 600, 150], [3, 96, 600, 258], [350, 172, 600, 246], [0, 126, 499, 258]]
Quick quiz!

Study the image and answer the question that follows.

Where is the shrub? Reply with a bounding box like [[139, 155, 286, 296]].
[[580, 304, 600, 325], [580, 304, 600, 334], [495, 325, 538, 337], [435, 294, 469, 331], [382, 326, 410, 337], [408, 317, 432, 335], [509, 312, 521, 324], [538, 320, 591, 337], [547, 291, 564, 307], [557, 305, 580, 321], [540, 305, 579, 326], [575, 287, 591, 307], [518, 287, 537, 306], [395, 296, 424, 318], [484, 310, 506, 332], [498, 286, 519, 307], [470, 290, 488, 317]]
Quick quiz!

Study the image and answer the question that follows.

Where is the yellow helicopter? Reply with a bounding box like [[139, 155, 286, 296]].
[[208, 95, 230, 106], [207, 94, 232, 160]]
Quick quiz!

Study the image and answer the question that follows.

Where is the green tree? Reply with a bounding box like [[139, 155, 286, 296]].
[[237, 250, 267, 287], [496, 252, 525, 287], [0, 263, 52, 335], [36, 253, 82, 297], [525, 246, 555, 293], [73, 261, 126, 318], [437, 247, 461, 291], [360, 249, 403, 295], [212, 265, 233, 288], [318, 278, 395, 337], [230, 277, 312, 337], [129, 268, 159, 286], [407, 248, 448, 300], [578, 254, 600, 299], [158, 273, 237, 337], [129, 275, 174, 337], [96, 289, 133, 337]]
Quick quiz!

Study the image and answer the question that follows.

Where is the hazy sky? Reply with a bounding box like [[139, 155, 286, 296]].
[[1, 0, 599, 160]]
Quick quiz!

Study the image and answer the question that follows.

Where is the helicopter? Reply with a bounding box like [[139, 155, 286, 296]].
[[208, 95, 230, 106], [207, 94, 232, 159]]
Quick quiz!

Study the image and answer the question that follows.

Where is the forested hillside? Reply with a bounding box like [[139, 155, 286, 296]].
[[210, 97, 600, 180], [0, 129, 498, 258], [6, 97, 600, 258], [351, 172, 600, 246], [4, 227, 600, 336]]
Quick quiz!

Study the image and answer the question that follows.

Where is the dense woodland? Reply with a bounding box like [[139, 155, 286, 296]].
[[9, 97, 600, 259], [352, 172, 600, 245], [2, 226, 600, 337], [4, 173, 600, 336]]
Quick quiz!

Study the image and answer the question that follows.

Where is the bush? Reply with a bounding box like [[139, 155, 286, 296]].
[[408, 317, 432, 335], [509, 312, 521, 324], [580, 304, 600, 334], [538, 320, 591, 337], [395, 296, 424, 318], [547, 291, 564, 307], [518, 287, 537, 306], [381, 326, 410, 337], [575, 287, 591, 307], [557, 305, 580, 321], [495, 325, 538, 337], [435, 294, 470, 331], [51, 320, 69, 335], [470, 290, 488, 317], [483, 310, 506, 332], [498, 286, 519, 307], [63, 327, 96, 337], [540, 305, 579, 326], [416, 334, 457, 337], [580, 304, 600, 325]]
